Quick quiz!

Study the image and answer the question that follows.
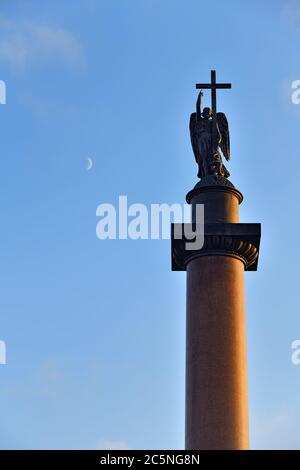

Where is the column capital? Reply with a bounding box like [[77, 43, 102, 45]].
[[171, 223, 261, 271]]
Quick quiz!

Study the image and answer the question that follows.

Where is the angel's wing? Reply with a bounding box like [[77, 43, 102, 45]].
[[189, 113, 199, 162], [217, 112, 230, 161]]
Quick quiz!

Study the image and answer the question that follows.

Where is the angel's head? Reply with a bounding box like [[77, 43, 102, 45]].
[[202, 107, 212, 120]]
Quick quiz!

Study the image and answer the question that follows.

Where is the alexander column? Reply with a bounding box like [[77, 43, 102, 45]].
[[172, 71, 261, 450]]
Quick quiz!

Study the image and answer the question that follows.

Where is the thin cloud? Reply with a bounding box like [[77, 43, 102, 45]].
[[0, 17, 84, 69], [95, 439, 130, 450], [282, 0, 300, 29], [251, 405, 300, 449]]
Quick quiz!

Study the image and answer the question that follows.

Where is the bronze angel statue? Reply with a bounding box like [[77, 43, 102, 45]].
[[189, 91, 230, 179]]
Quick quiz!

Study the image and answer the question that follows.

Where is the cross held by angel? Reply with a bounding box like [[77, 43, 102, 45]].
[[189, 71, 231, 179]]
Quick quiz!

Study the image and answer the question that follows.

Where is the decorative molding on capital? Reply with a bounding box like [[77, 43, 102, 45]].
[[196, 174, 236, 189], [171, 223, 261, 272]]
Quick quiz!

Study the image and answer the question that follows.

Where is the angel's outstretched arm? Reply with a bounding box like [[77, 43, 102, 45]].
[[196, 91, 203, 121]]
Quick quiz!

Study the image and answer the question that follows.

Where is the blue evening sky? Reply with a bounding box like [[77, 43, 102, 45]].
[[0, 0, 299, 449]]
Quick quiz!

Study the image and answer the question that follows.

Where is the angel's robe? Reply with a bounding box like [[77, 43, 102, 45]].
[[189, 113, 230, 179]]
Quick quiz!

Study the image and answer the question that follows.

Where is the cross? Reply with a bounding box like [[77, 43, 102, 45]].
[[196, 70, 231, 153]]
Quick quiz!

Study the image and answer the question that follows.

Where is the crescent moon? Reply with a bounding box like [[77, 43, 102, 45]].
[[87, 158, 93, 171]]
